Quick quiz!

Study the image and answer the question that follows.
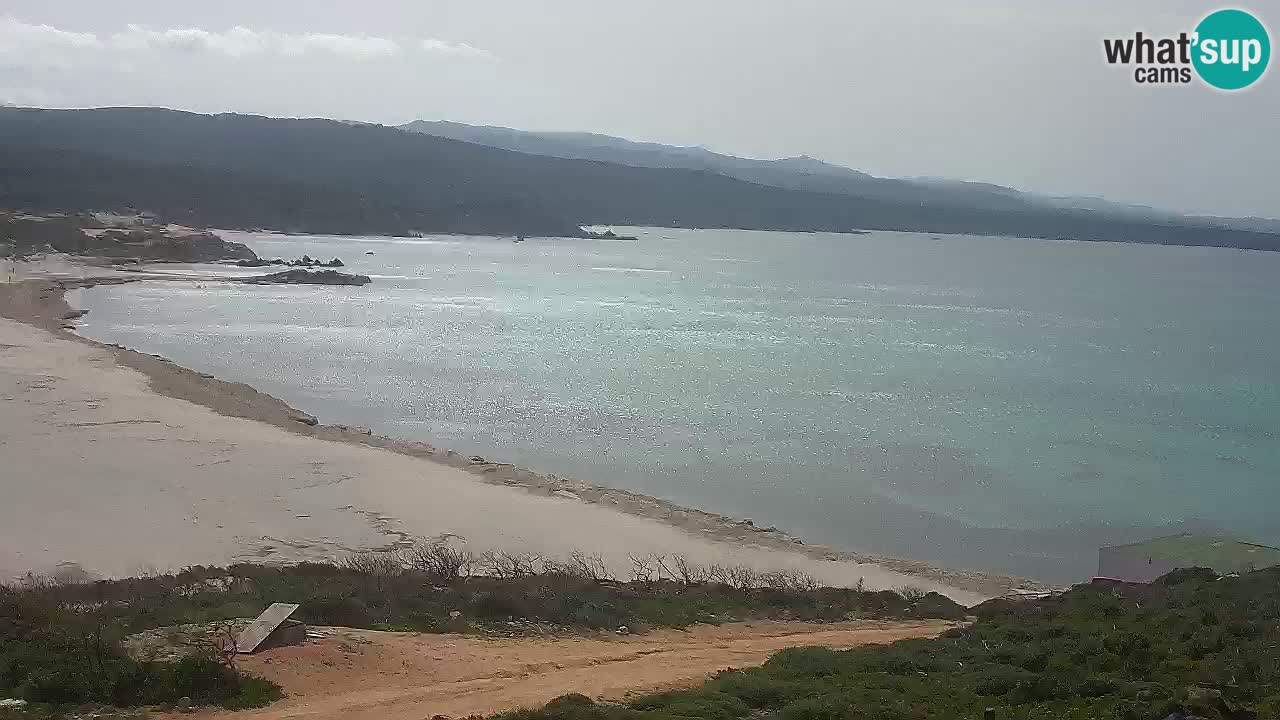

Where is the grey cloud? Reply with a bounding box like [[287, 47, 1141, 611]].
[[419, 38, 492, 59], [0, 1, 1275, 217], [109, 25, 401, 58], [0, 16, 491, 63], [0, 16, 99, 51]]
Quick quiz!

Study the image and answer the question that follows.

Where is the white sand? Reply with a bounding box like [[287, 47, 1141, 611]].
[[0, 316, 986, 604]]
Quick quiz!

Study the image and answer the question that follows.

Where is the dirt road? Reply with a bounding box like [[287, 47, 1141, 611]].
[[190, 620, 953, 720]]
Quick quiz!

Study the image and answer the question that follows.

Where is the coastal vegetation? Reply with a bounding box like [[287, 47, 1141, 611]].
[[501, 567, 1280, 720], [0, 546, 961, 713], [0, 581, 280, 710], [4, 548, 1279, 719]]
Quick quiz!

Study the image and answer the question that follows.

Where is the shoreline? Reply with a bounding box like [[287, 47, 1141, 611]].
[[0, 259, 1040, 598]]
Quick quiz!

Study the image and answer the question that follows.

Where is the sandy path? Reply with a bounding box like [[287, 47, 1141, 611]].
[[0, 312, 986, 602], [193, 621, 953, 720]]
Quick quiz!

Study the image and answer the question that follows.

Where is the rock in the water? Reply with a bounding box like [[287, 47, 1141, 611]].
[[61, 309, 88, 320], [245, 269, 372, 286], [289, 410, 319, 426], [279, 255, 346, 268]]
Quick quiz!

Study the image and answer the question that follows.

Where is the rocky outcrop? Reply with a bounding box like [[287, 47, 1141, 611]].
[[244, 269, 371, 286], [77, 228, 259, 262], [160, 231, 258, 262], [234, 255, 343, 268], [285, 255, 344, 268], [578, 228, 639, 241], [1, 213, 91, 257], [2, 214, 259, 262], [24, 219, 260, 263]]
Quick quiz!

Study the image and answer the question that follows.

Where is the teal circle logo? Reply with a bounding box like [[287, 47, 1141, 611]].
[[1192, 9, 1270, 90]]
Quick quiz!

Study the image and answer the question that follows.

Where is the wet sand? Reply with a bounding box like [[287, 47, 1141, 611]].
[[0, 258, 1032, 601]]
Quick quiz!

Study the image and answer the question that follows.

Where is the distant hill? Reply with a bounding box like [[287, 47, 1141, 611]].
[[1187, 215, 1280, 234], [403, 119, 1280, 239], [1, 107, 1278, 250], [400, 120, 1037, 212]]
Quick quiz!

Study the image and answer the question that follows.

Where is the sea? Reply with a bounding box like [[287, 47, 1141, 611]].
[[72, 228, 1280, 584]]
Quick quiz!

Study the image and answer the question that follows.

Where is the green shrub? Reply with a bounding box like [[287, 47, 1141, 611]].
[[300, 595, 372, 626], [545, 693, 596, 709], [972, 666, 1033, 696], [630, 690, 749, 720], [223, 676, 286, 710], [709, 668, 796, 708], [471, 590, 528, 620], [0, 587, 278, 710], [501, 566, 1280, 720], [764, 647, 843, 676], [1077, 675, 1119, 698]]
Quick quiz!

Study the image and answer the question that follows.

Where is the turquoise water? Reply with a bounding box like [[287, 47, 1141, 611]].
[[75, 228, 1280, 582]]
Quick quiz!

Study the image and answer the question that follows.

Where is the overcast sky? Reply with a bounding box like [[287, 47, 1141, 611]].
[[2, 0, 1276, 217]]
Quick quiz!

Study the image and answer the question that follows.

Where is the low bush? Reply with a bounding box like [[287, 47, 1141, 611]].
[[4, 548, 964, 642], [1, 547, 961, 713], [0, 588, 280, 710], [494, 566, 1280, 720]]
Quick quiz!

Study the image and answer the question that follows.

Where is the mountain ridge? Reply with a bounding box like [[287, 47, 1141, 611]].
[[400, 118, 1278, 231], [1, 106, 1277, 250]]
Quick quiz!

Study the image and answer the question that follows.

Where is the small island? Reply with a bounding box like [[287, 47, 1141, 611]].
[[242, 269, 372, 286], [234, 255, 344, 268], [579, 228, 639, 241]]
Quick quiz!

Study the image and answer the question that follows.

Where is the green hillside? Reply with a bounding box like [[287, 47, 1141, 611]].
[[3, 107, 1279, 250]]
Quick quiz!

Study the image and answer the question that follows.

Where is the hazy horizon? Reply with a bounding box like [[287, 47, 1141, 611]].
[[3, 1, 1276, 218]]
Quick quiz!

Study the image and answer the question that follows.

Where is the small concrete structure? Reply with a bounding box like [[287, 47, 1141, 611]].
[[236, 603, 305, 654], [1097, 534, 1280, 584]]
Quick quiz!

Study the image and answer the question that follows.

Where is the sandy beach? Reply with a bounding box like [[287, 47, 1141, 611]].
[[0, 258, 1023, 603]]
